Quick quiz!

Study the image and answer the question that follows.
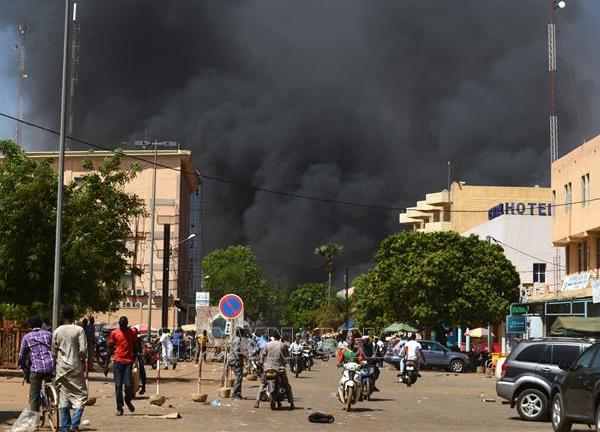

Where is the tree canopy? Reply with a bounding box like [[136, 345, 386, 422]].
[[281, 282, 327, 329], [0, 140, 146, 321], [201, 245, 274, 323], [352, 231, 520, 331]]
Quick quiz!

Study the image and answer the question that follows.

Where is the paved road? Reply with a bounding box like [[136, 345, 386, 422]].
[[0, 360, 573, 431]]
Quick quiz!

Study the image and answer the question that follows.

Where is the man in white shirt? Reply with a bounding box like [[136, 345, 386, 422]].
[[399, 334, 425, 377]]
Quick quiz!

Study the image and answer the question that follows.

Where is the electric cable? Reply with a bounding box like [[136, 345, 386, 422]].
[[0, 111, 593, 212]]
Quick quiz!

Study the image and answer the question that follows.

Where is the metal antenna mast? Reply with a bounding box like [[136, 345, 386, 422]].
[[16, 22, 29, 146], [548, 0, 565, 163], [67, 1, 81, 149]]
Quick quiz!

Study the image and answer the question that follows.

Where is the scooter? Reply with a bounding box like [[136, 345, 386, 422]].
[[291, 349, 303, 378], [337, 362, 363, 412], [360, 361, 377, 401], [400, 359, 418, 387], [314, 347, 330, 362], [302, 349, 313, 371], [264, 367, 292, 410]]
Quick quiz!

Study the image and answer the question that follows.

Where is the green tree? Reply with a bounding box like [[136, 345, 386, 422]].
[[201, 245, 274, 323], [314, 295, 347, 329], [0, 140, 146, 320], [314, 243, 343, 299], [282, 282, 327, 329], [352, 231, 519, 332]]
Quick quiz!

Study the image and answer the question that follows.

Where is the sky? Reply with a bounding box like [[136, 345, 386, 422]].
[[1, 0, 600, 286]]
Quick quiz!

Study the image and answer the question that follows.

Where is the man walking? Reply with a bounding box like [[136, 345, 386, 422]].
[[104, 316, 138, 415], [83, 317, 96, 372], [18, 316, 54, 413], [52, 306, 88, 432], [229, 327, 247, 400], [159, 329, 176, 370]]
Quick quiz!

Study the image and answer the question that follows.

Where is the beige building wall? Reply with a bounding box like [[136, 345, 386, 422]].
[[400, 182, 551, 234], [552, 134, 600, 278], [27, 150, 199, 328]]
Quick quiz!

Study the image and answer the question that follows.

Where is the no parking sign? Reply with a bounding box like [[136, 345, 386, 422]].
[[218, 294, 244, 320]]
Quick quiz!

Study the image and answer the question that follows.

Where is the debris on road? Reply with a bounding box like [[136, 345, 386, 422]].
[[308, 412, 335, 423]]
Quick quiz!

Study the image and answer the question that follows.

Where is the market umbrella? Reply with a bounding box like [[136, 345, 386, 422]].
[[181, 324, 196, 332], [383, 322, 418, 334], [465, 327, 494, 338]]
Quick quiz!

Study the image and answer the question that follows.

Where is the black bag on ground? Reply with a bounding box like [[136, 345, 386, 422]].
[[308, 412, 334, 423]]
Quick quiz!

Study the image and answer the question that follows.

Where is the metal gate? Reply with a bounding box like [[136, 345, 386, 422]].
[[0, 328, 25, 369]]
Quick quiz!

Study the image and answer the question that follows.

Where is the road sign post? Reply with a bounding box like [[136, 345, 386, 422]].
[[218, 294, 244, 388]]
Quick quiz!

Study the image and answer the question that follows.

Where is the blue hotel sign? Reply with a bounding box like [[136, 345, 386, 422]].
[[488, 202, 552, 220]]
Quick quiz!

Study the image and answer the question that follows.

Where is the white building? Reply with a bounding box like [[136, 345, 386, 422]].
[[463, 214, 564, 301]]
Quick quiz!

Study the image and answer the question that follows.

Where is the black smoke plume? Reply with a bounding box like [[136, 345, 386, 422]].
[[1, 0, 598, 285]]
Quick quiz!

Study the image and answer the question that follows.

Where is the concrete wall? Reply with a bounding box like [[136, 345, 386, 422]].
[[551, 134, 600, 276]]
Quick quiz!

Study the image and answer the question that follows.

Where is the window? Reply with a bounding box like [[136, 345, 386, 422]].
[[552, 190, 556, 217], [591, 349, 600, 369], [552, 345, 581, 366], [566, 245, 570, 274], [576, 345, 599, 368], [533, 263, 546, 283], [565, 182, 572, 212], [430, 343, 446, 352], [582, 174, 590, 206], [516, 344, 547, 362], [419, 341, 431, 351], [578, 242, 588, 273]]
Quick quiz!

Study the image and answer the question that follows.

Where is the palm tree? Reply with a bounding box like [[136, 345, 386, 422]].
[[314, 243, 344, 300]]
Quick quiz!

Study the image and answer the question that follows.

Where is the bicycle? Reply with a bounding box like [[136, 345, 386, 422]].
[[205, 346, 226, 363], [39, 381, 60, 432]]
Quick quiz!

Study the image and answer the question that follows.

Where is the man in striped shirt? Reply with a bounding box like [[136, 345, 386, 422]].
[[19, 316, 54, 412]]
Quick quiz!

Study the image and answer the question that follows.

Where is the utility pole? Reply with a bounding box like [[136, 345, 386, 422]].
[[134, 140, 178, 334], [161, 224, 171, 328], [66, 0, 81, 149], [16, 22, 29, 146], [344, 267, 349, 329], [52, 0, 72, 330]]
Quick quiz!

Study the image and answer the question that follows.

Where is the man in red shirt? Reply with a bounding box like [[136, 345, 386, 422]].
[[104, 316, 138, 416]]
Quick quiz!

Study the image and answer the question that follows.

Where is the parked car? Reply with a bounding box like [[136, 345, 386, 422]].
[[551, 342, 600, 432], [496, 337, 592, 422], [383, 339, 469, 373]]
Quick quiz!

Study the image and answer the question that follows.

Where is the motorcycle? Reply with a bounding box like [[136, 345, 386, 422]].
[[95, 333, 109, 367], [290, 349, 303, 378], [302, 349, 313, 371], [314, 348, 330, 362], [337, 362, 363, 412], [400, 359, 418, 387], [264, 367, 292, 410], [145, 340, 161, 369], [360, 362, 377, 401]]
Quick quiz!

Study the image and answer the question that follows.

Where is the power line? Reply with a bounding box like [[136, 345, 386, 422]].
[[489, 236, 565, 268], [1, 111, 595, 213]]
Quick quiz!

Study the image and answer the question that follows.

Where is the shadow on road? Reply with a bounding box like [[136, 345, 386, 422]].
[[0, 411, 21, 426]]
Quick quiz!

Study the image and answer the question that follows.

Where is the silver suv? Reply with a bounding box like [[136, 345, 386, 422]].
[[496, 338, 592, 422]]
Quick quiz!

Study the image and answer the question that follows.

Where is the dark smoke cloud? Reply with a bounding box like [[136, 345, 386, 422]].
[[1, 0, 598, 285]]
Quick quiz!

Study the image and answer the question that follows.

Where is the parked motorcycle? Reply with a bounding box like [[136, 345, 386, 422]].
[[400, 359, 418, 387], [314, 348, 330, 362], [264, 367, 292, 410], [337, 362, 363, 412]]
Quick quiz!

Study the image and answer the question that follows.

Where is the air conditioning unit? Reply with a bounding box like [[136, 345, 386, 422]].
[[135, 289, 145, 296], [126, 289, 134, 296], [124, 301, 133, 308], [134, 301, 143, 308]]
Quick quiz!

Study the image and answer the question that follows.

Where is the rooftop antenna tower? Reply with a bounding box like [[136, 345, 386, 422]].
[[66, 1, 80, 150], [16, 22, 29, 146], [548, 0, 566, 163]]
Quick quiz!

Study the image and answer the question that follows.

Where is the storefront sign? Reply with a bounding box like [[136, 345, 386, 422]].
[[510, 305, 527, 315], [488, 202, 552, 220], [562, 272, 591, 292], [195, 291, 210, 307], [592, 278, 600, 304], [506, 315, 526, 334]]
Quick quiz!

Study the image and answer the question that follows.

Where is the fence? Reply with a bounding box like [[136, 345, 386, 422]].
[[0, 328, 25, 369]]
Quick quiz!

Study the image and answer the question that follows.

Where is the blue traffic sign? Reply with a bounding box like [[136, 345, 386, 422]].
[[219, 294, 244, 320]]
